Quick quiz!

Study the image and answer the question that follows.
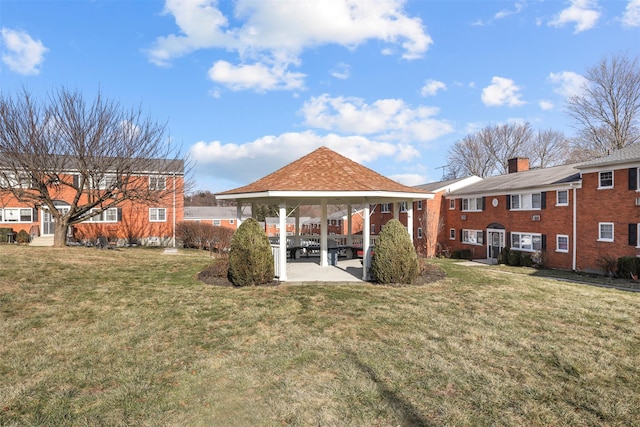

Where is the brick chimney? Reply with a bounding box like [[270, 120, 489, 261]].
[[508, 157, 529, 174]]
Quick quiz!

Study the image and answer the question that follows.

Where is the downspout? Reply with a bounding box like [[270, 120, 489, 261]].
[[172, 173, 176, 248], [572, 186, 577, 271]]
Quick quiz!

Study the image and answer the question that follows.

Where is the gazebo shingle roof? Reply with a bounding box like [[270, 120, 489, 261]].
[[217, 146, 426, 195]]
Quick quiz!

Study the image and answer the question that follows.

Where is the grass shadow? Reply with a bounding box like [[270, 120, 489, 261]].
[[343, 347, 434, 427]]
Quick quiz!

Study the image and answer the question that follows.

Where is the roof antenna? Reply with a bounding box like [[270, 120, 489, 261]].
[[436, 165, 447, 180]]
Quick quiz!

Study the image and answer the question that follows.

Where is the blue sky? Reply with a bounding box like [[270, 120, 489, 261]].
[[1, 0, 639, 193]]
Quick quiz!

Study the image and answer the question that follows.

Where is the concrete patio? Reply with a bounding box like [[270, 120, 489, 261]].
[[285, 257, 365, 282]]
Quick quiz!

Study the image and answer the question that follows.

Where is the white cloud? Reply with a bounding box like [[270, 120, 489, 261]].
[[548, 71, 588, 98], [621, 0, 640, 27], [148, 0, 432, 91], [495, 1, 526, 19], [1, 28, 48, 75], [420, 79, 447, 97], [189, 131, 401, 185], [330, 62, 350, 80], [548, 0, 600, 33], [388, 173, 428, 186], [539, 100, 555, 110], [146, 0, 233, 67], [208, 60, 305, 92], [481, 77, 525, 107], [301, 94, 453, 143]]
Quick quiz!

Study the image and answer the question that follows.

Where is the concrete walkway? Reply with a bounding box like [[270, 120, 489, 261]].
[[285, 258, 365, 282]]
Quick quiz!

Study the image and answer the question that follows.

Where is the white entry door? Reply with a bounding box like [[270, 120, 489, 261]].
[[487, 229, 505, 260], [41, 206, 70, 235]]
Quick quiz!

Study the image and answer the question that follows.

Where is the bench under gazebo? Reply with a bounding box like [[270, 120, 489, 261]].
[[216, 146, 433, 281]]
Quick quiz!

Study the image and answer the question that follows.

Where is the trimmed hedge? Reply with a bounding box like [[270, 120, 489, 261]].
[[0, 227, 15, 243], [451, 249, 472, 260], [617, 256, 640, 279], [227, 218, 274, 286], [370, 219, 419, 284], [16, 230, 30, 244]]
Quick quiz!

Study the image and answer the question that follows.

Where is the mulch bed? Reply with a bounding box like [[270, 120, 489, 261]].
[[198, 259, 446, 287]]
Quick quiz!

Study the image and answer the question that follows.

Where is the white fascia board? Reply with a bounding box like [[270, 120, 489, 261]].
[[433, 176, 483, 193], [216, 190, 434, 201], [577, 161, 640, 174]]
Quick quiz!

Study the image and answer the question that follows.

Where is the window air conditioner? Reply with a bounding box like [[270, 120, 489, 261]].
[[461, 215, 467, 220], [531, 215, 541, 221]]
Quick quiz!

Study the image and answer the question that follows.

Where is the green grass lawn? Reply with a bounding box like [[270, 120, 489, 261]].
[[1, 246, 639, 426]]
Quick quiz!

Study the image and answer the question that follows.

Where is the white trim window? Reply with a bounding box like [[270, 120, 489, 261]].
[[598, 171, 613, 189], [1, 172, 32, 189], [370, 224, 376, 234], [149, 176, 166, 191], [509, 193, 542, 210], [556, 190, 568, 206], [417, 200, 423, 210], [449, 228, 456, 240], [511, 232, 543, 252], [598, 222, 614, 242], [449, 199, 455, 210], [88, 208, 118, 223], [400, 202, 408, 212], [380, 203, 392, 213], [0, 208, 33, 223], [417, 227, 423, 239], [462, 229, 484, 245], [149, 207, 167, 222], [461, 197, 483, 212], [213, 219, 221, 226], [229, 219, 235, 225], [556, 235, 569, 253], [91, 174, 118, 190]]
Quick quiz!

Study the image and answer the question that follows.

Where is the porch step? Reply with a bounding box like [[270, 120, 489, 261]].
[[29, 235, 54, 247]]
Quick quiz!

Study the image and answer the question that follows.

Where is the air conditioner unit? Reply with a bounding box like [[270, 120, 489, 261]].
[[461, 215, 467, 220], [635, 197, 640, 206], [531, 215, 541, 221]]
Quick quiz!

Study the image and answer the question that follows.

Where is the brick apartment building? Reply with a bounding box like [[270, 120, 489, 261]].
[[0, 160, 185, 246], [370, 144, 640, 274]]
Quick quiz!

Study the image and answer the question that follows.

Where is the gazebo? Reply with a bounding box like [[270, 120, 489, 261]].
[[216, 146, 433, 281]]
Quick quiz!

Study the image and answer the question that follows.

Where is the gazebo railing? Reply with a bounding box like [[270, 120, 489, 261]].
[[269, 234, 378, 248], [271, 245, 281, 278]]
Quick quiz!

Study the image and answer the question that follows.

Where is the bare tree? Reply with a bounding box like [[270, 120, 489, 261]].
[[447, 131, 494, 178], [529, 129, 572, 167], [567, 53, 640, 158], [0, 87, 185, 247], [447, 122, 569, 178]]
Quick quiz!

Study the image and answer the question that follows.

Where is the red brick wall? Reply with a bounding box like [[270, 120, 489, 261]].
[[576, 168, 640, 273], [442, 191, 575, 269], [0, 173, 185, 242]]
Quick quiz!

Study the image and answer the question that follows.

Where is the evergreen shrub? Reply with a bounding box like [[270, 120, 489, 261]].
[[15, 230, 30, 244], [228, 218, 274, 286], [508, 250, 522, 266], [370, 219, 419, 284], [498, 247, 510, 265], [617, 256, 640, 279]]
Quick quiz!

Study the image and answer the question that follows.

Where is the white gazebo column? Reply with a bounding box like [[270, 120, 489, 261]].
[[362, 202, 370, 281], [406, 199, 414, 242], [278, 202, 287, 281], [294, 207, 301, 246], [320, 199, 328, 266], [346, 203, 353, 246], [236, 203, 244, 227], [394, 202, 400, 220]]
